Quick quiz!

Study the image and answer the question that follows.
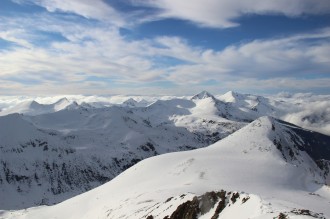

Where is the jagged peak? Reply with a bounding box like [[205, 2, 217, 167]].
[[221, 91, 246, 103], [122, 98, 140, 108], [123, 98, 138, 104], [30, 100, 40, 105], [226, 90, 237, 96], [139, 99, 148, 103], [191, 90, 215, 100], [54, 97, 70, 105], [65, 101, 80, 110], [29, 100, 44, 109]]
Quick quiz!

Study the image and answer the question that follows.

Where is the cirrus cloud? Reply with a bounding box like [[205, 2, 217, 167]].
[[13, 0, 125, 26]]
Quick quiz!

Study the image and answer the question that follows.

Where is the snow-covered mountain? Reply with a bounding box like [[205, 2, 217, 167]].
[[216, 91, 280, 122], [0, 91, 330, 217], [191, 90, 216, 100], [190, 91, 280, 123], [0, 97, 244, 209], [1, 91, 329, 135], [122, 98, 149, 108], [2, 116, 329, 219]]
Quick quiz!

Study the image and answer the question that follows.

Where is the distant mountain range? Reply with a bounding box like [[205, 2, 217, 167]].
[[0, 91, 329, 219]]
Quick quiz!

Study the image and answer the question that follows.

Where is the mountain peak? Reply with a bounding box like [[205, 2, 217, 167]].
[[221, 91, 245, 103], [191, 90, 215, 100], [123, 98, 138, 104], [66, 101, 80, 110], [29, 100, 42, 108], [122, 98, 139, 107], [54, 97, 69, 105], [254, 115, 275, 125]]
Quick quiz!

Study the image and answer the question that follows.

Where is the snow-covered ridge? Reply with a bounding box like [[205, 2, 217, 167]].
[[2, 116, 329, 218], [0, 98, 74, 116], [0, 91, 329, 135]]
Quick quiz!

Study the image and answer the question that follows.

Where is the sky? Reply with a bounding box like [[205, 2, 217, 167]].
[[0, 0, 329, 95]]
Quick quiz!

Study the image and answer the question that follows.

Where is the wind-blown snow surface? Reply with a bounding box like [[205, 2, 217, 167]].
[[2, 116, 329, 219]]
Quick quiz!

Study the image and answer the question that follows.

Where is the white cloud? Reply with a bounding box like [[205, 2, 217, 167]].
[[221, 78, 330, 93], [0, 29, 34, 48], [277, 95, 330, 135], [0, 10, 329, 95], [13, 0, 125, 26], [151, 29, 330, 85], [133, 0, 330, 28], [0, 14, 157, 82]]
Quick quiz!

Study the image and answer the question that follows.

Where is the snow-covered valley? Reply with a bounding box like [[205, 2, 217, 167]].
[[0, 91, 329, 218]]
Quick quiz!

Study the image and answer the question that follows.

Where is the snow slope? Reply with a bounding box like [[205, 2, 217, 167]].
[[2, 116, 329, 219], [0, 113, 122, 209]]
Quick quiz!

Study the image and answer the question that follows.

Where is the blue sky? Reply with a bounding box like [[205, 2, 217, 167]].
[[0, 0, 329, 95]]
